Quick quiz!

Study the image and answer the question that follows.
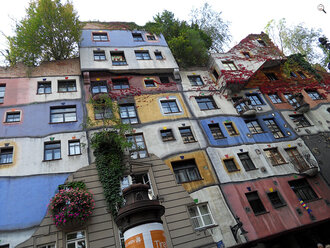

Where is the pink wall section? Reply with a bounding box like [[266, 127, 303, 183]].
[[221, 175, 330, 241], [0, 78, 31, 106]]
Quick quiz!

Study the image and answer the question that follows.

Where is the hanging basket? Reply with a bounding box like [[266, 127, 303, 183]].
[[57, 218, 86, 231]]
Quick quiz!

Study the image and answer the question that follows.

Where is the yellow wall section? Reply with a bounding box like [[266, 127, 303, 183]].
[[164, 150, 217, 193], [86, 103, 119, 127], [135, 93, 190, 123], [0, 141, 17, 169]]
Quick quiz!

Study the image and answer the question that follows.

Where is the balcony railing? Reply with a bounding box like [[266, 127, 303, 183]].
[[289, 153, 318, 176], [289, 93, 310, 113], [233, 98, 257, 116]]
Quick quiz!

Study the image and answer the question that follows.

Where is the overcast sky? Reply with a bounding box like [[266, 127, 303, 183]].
[[0, 0, 329, 64]]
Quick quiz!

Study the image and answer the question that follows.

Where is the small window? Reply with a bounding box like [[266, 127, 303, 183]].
[[0, 84, 5, 103], [305, 89, 323, 100], [188, 75, 204, 86], [159, 77, 169, 84], [92, 32, 108, 41], [289, 114, 311, 127], [188, 204, 214, 229], [111, 51, 127, 66], [119, 104, 138, 124], [58, 80, 76, 92], [288, 179, 318, 201], [257, 39, 267, 46], [297, 71, 306, 79], [246, 94, 262, 105], [268, 93, 282, 104], [94, 103, 112, 120], [127, 134, 148, 159], [284, 93, 299, 107], [179, 127, 196, 143], [50, 106, 77, 123], [93, 51, 106, 61], [37, 82, 51, 94], [91, 81, 108, 94], [222, 61, 238, 70], [265, 73, 278, 81], [112, 78, 129, 90], [245, 120, 263, 134], [264, 119, 284, 139], [208, 123, 225, 139], [246, 191, 267, 215], [161, 100, 180, 114], [66, 231, 86, 248], [232, 97, 247, 113], [267, 191, 286, 208], [171, 159, 201, 183], [242, 52, 251, 58], [0, 147, 13, 164], [69, 140, 81, 155], [224, 122, 238, 136], [144, 79, 156, 87], [5, 112, 21, 123], [132, 33, 143, 41], [44, 141, 61, 161], [212, 69, 219, 80], [238, 153, 256, 171], [135, 51, 151, 60], [154, 51, 163, 60], [160, 129, 175, 142], [147, 34, 156, 40], [223, 158, 239, 172], [37, 243, 55, 248], [195, 96, 217, 110], [264, 148, 286, 166], [290, 71, 298, 78]]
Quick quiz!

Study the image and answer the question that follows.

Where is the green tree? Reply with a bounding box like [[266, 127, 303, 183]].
[[6, 0, 82, 66]]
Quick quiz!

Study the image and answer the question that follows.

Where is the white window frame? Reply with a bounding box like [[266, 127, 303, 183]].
[[69, 140, 81, 155], [158, 97, 183, 116], [66, 231, 87, 248], [188, 203, 215, 230], [37, 243, 56, 248], [121, 173, 154, 199]]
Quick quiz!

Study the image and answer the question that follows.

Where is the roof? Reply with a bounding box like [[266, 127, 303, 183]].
[[82, 22, 139, 30]]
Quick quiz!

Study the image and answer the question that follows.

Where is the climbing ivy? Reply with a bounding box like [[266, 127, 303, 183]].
[[58, 181, 86, 190]]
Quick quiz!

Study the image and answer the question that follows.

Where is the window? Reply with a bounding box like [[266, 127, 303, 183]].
[[268, 93, 282, 104], [147, 34, 156, 40], [212, 69, 219, 80], [69, 140, 81, 155], [179, 127, 196, 143], [127, 134, 148, 159], [245, 120, 263, 134], [189, 204, 214, 229], [171, 159, 201, 183], [37, 82, 51, 94], [112, 78, 129, 89], [132, 33, 143, 41], [223, 158, 239, 172], [264, 148, 286, 166], [195, 96, 217, 110], [257, 39, 267, 46], [208, 123, 225, 139], [0, 84, 6, 103], [67, 231, 86, 248], [91, 81, 108, 94], [44, 142, 61, 161], [224, 122, 238, 136], [50, 106, 76, 123], [238, 153, 256, 171], [93, 32, 108, 41], [38, 243, 55, 248], [265, 73, 278, 81], [264, 119, 284, 138], [94, 104, 112, 120], [222, 61, 238, 70], [242, 52, 251, 58], [289, 114, 311, 127], [267, 191, 286, 208], [306, 89, 323, 100], [246, 94, 262, 105], [111, 51, 127, 65], [121, 173, 154, 199], [0, 147, 13, 164], [160, 129, 175, 142], [289, 179, 318, 201], [58, 80, 76, 92], [285, 148, 309, 172], [119, 104, 138, 124], [161, 100, 180, 114], [284, 93, 299, 107], [5, 112, 21, 123], [188, 75, 204, 86], [246, 191, 267, 215], [297, 71, 306, 79], [159, 77, 169, 84], [93, 51, 106, 61], [144, 79, 156, 87], [135, 51, 151, 60], [290, 71, 298, 78], [154, 51, 163, 60], [232, 97, 247, 112]]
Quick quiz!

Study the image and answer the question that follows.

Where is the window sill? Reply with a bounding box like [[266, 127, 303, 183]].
[[273, 204, 287, 209], [58, 91, 78, 93], [254, 211, 270, 216], [49, 121, 77, 124], [0, 162, 13, 165], [214, 137, 227, 140], [302, 197, 322, 203], [228, 169, 241, 173], [272, 162, 288, 166], [162, 139, 176, 142], [94, 60, 107, 62], [68, 153, 82, 156], [43, 158, 62, 162], [112, 63, 128, 66], [245, 168, 258, 172], [183, 141, 197, 144], [195, 224, 218, 231], [37, 93, 52, 95], [136, 59, 152, 61], [178, 178, 203, 184], [199, 108, 218, 111]]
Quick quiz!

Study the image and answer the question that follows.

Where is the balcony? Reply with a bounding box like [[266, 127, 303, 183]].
[[233, 98, 257, 116], [289, 93, 310, 113], [289, 153, 318, 177]]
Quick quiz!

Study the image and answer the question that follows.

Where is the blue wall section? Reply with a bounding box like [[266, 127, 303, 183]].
[[80, 30, 168, 48], [200, 112, 296, 146], [0, 174, 69, 230], [0, 100, 84, 138]]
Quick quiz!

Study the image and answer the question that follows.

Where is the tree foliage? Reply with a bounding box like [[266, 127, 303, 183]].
[[6, 0, 82, 66]]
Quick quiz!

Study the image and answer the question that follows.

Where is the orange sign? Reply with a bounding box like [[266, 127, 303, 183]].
[[125, 233, 145, 248], [151, 230, 167, 248]]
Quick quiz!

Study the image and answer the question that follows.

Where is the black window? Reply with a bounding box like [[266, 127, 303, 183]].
[[0, 147, 13, 164], [144, 79, 156, 87], [224, 122, 238, 136], [135, 51, 151, 60], [246, 94, 262, 105], [92, 32, 108, 41], [50, 106, 77, 123], [0, 84, 5, 103], [93, 51, 106, 61], [132, 33, 143, 41], [284, 93, 299, 107], [91, 81, 108, 94], [111, 51, 127, 65], [289, 179, 318, 201], [212, 69, 219, 80], [268, 93, 282, 104], [245, 120, 263, 134], [58, 80, 76, 92], [147, 34, 156, 40], [195, 96, 217, 110], [69, 140, 81, 155], [112, 78, 129, 90], [246, 191, 267, 215], [94, 104, 112, 120], [297, 71, 306, 79], [188, 75, 203, 86], [289, 114, 311, 127], [44, 142, 61, 161], [267, 191, 286, 208], [264, 119, 284, 139], [171, 159, 201, 183], [208, 123, 225, 139], [257, 39, 267, 46], [154, 51, 163, 60], [243, 52, 251, 58], [6, 112, 21, 123], [306, 89, 323, 100], [222, 61, 238, 70], [238, 153, 256, 171], [161, 100, 180, 114], [232, 97, 247, 112], [223, 158, 239, 172], [37, 82, 51, 94], [127, 134, 148, 159], [159, 77, 169, 84], [160, 129, 175, 142], [265, 73, 278, 81], [119, 104, 138, 124], [290, 71, 298, 78], [179, 127, 196, 143]]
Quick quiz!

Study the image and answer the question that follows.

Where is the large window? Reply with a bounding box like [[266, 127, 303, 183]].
[[264, 148, 286, 166], [119, 104, 138, 124], [112, 78, 129, 89], [238, 153, 256, 171], [5, 112, 21, 123], [264, 119, 284, 139], [246, 94, 262, 105], [306, 89, 323, 100], [171, 159, 201, 183], [69, 140, 81, 156], [188, 75, 204, 86], [92, 32, 108, 41], [223, 158, 239, 172], [160, 100, 180, 114], [44, 142, 61, 161], [58, 80, 76, 92], [267, 191, 286, 208], [285, 148, 309, 172], [188, 204, 214, 229], [224, 122, 239, 136], [93, 51, 106, 61], [245, 191, 267, 215], [91, 81, 108, 94], [66, 231, 87, 248], [195, 96, 217, 110], [289, 179, 318, 201], [284, 93, 299, 107], [111, 51, 127, 65], [268, 93, 282, 104], [50, 106, 76, 123], [222, 61, 238, 70], [0, 147, 13, 164], [160, 129, 175, 142], [132, 33, 143, 41], [37, 82, 51, 94], [289, 114, 311, 127], [127, 134, 148, 159], [0, 85, 6, 103], [179, 127, 196, 143], [208, 123, 225, 139], [135, 51, 151, 60], [245, 120, 263, 134]]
